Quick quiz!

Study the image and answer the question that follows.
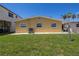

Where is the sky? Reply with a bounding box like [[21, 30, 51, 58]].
[[1, 3, 79, 20]]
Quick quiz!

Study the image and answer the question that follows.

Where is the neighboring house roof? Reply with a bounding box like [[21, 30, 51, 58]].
[[0, 4, 23, 19], [16, 16, 62, 22]]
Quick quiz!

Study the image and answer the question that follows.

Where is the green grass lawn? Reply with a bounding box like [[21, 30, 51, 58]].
[[0, 34, 79, 56]]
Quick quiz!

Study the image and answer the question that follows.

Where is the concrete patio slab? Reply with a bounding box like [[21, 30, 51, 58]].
[[10, 32, 69, 35]]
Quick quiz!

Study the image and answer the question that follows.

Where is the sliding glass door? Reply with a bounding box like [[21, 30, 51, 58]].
[[0, 21, 11, 33]]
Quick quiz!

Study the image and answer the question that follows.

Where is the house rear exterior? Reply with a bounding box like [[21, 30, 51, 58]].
[[16, 16, 62, 33], [0, 5, 22, 33]]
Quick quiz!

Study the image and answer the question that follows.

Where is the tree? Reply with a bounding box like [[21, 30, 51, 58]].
[[77, 14, 79, 18], [72, 14, 76, 22], [66, 12, 72, 18]]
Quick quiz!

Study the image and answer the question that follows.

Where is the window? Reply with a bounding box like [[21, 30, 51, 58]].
[[37, 23, 42, 27], [19, 23, 26, 28], [76, 23, 79, 27], [8, 12, 13, 18], [51, 23, 56, 27]]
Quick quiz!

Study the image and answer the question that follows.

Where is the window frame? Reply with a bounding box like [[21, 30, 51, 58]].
[[76, 23, 79, 27], [8, 12, 14, 18], [19, 23, 27, 28], [51, 23, 57, 28]]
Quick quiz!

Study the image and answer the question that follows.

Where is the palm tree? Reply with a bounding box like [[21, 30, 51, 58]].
[[72, 14, 76, 22], [62, 12, 74, 23], [62, 15, 67, 20], [67, 12, 72, 18], [77, 14, 79, 18]]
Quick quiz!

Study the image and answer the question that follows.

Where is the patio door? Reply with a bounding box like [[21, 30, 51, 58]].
[[0, 21, 11, 33]]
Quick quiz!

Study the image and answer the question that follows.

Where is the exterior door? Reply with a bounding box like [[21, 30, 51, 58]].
[[28, 28, 34, 33], [0, 21, 11, 33]]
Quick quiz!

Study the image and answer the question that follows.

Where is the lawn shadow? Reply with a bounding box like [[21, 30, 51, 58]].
[[0, 33, 13, 36]]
